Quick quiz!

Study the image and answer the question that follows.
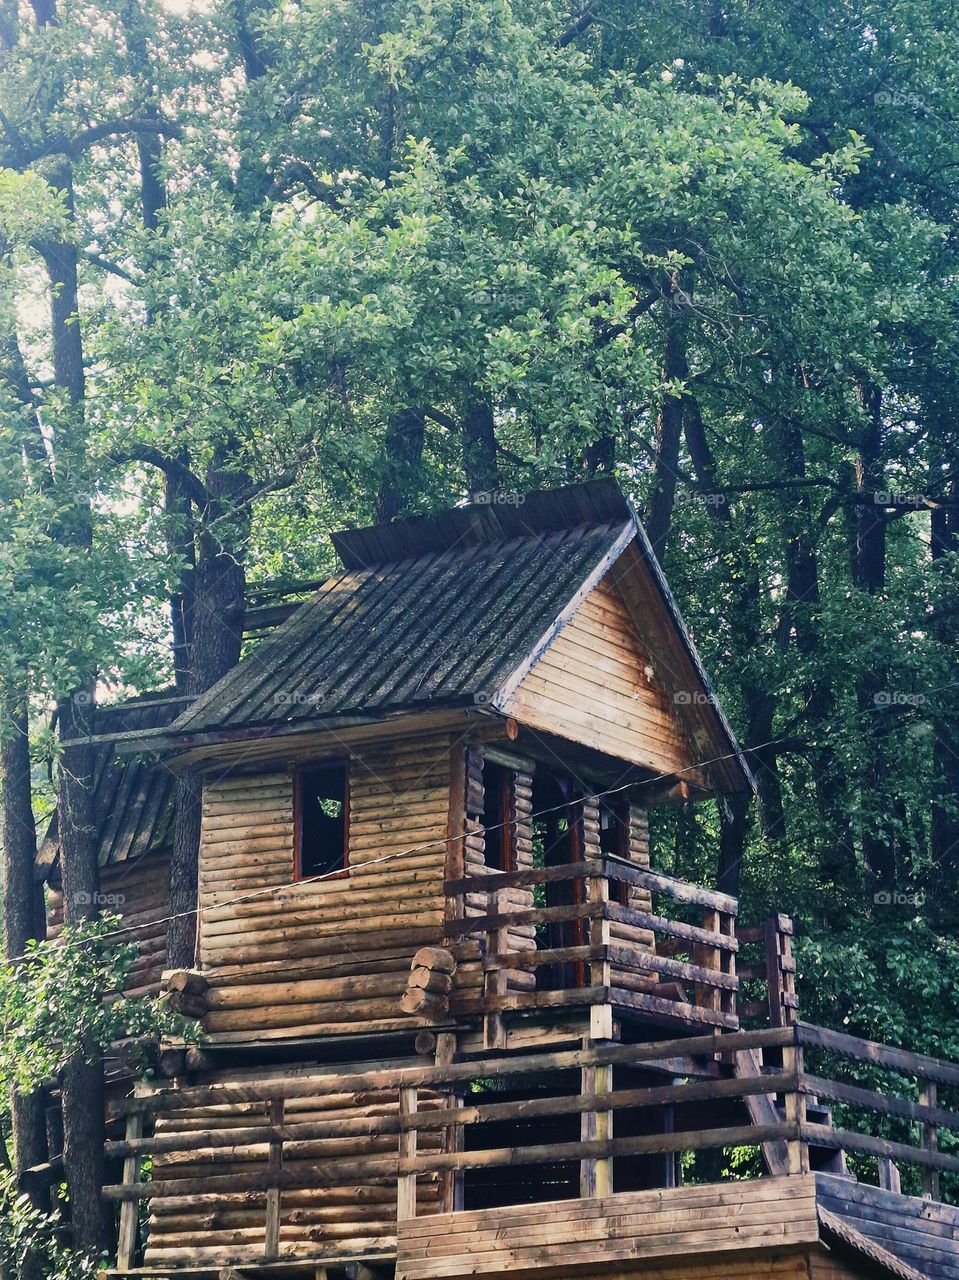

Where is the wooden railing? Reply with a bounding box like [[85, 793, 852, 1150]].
[[104, 1023, 959, 1269], [738, 914, 798, 1027], [444, 855, 739, 1039]]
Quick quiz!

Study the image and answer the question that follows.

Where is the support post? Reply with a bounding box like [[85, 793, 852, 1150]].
[[483, 883, 508, 1050], [116, 1110, 143, 1270], [919, 1082, 940, 1200], [397, 1085, 418, 1221], [580, 1061, 613, 1199], [435, 1034, 463, 1213], [782, 1041, 808, 1175], [587, 866, 612, 1041], [264, 1097, 283, 1259]]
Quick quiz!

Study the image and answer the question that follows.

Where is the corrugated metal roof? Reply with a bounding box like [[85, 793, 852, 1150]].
[[172, 519, 629, 735], [37, 694, 185, 878], [818, 1206, 928, 1280]]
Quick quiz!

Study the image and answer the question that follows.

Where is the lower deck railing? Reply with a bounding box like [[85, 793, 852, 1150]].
[[105, 1023, 959, 1269]]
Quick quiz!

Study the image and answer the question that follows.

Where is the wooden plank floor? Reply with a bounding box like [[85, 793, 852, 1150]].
[[396, 1177, 820, 1279]]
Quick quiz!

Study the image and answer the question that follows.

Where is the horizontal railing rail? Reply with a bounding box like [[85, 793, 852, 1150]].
[[104, 1023, 959, 1270]]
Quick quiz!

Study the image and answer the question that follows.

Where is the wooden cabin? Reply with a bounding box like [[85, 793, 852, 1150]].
[[100, 482, 959, 1280]]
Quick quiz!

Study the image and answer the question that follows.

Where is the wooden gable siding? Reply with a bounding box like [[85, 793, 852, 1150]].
[[197, 737, 460, 1041], [47, 854, 170, 998], [504, 579, 699, 777]]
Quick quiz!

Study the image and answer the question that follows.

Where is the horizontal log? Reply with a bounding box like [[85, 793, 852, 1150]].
[[602, 855, 739, 916], [104, 1123, 797, 1200], [800, 1072, 959, 1131], [108, 1072, 795, 1158], [110, 1026, 797, 1117], [606, 902, 738, 952], [796, 1021, 959, 1086], [802, 1121, 959, 1173]]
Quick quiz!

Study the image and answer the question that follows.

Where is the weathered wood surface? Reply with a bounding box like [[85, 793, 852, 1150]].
[[816, 1172, 959, 1280], [48, 855, 171, 998], [502, 578, 703, 779], [197, 738, 457, 1040], [138, 1066, 447, 1267], [395, 1176, 820, 1279]]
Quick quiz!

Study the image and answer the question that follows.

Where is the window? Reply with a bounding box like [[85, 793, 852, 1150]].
[[531, 770, 585, 988], [600, 794, 631, 906], [295, 763, 349, 880], [482, 761, 515, 873]]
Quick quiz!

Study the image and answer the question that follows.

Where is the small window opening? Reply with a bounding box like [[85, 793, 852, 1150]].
[[601, 795, 631, 905], [483, 761, 515, 873], [296, 763, 348, 880]]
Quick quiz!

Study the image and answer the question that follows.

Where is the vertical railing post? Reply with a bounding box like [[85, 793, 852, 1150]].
[[397, 1085, 418, 1222], [264, 1097, 283, 1260], [919, 1081, 940, 1200], [587, 865, 613, 1041], [483, 876, 508, 1050], [721, 911, 737, 1023], [580, 1062, 612, 1200], [116, 1107, 144, 1271], [696, 909, 722, 1017], [782, 1035, 808, 1176], [435, 1033, 463, 1214]]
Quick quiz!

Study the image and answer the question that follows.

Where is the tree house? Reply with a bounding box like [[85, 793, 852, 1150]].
[[71, 482, 959, 1280]]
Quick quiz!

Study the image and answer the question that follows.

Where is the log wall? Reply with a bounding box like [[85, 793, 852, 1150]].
[[47, 854, 171, 998], [197, 737, 460, 1042], [142, 1063, 446, 1267], [504, 579, 698, 776]]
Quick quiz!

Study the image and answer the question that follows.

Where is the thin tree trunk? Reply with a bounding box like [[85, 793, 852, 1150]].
[[931, 467, 959, 886], [39, 159, 110, 1257], [376, 407, 426, 523], [462, 396, 498, 497], [1, 694, 48, 1207], [166, 449, 249, 968], [853, 381, 895, 889], [646, 284, 689, 561]]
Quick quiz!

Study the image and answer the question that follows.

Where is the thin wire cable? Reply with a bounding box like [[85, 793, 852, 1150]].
[[39, 735, 768, 963]]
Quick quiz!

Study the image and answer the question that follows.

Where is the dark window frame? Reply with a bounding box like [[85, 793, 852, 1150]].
[[293, 761, 350, 882]]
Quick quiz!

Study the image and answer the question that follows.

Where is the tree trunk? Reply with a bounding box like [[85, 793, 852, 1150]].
[[40, 159, 110, 1258], [166, 449, 249, 968], [57, 679, 109, 1255], [853, 381, 895, 889], [462, 396, 498, 497], [1, 694, 49, 1205], [646, 285, 689, 561], [376, 407, 426, 523], [931, 467, 959, 888]]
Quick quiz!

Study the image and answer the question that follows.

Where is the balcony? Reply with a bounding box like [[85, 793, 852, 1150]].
[[444, 854, 743, 1036], [105, 1023, 959, 1278]]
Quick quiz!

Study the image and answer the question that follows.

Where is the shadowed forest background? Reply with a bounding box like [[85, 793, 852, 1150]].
[[0, 0, 959, 1266]]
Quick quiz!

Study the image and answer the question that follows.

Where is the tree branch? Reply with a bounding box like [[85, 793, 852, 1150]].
[[24, 116, 181, 164], [557, 6, 599, 48], [109, 447, 208, 505]]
